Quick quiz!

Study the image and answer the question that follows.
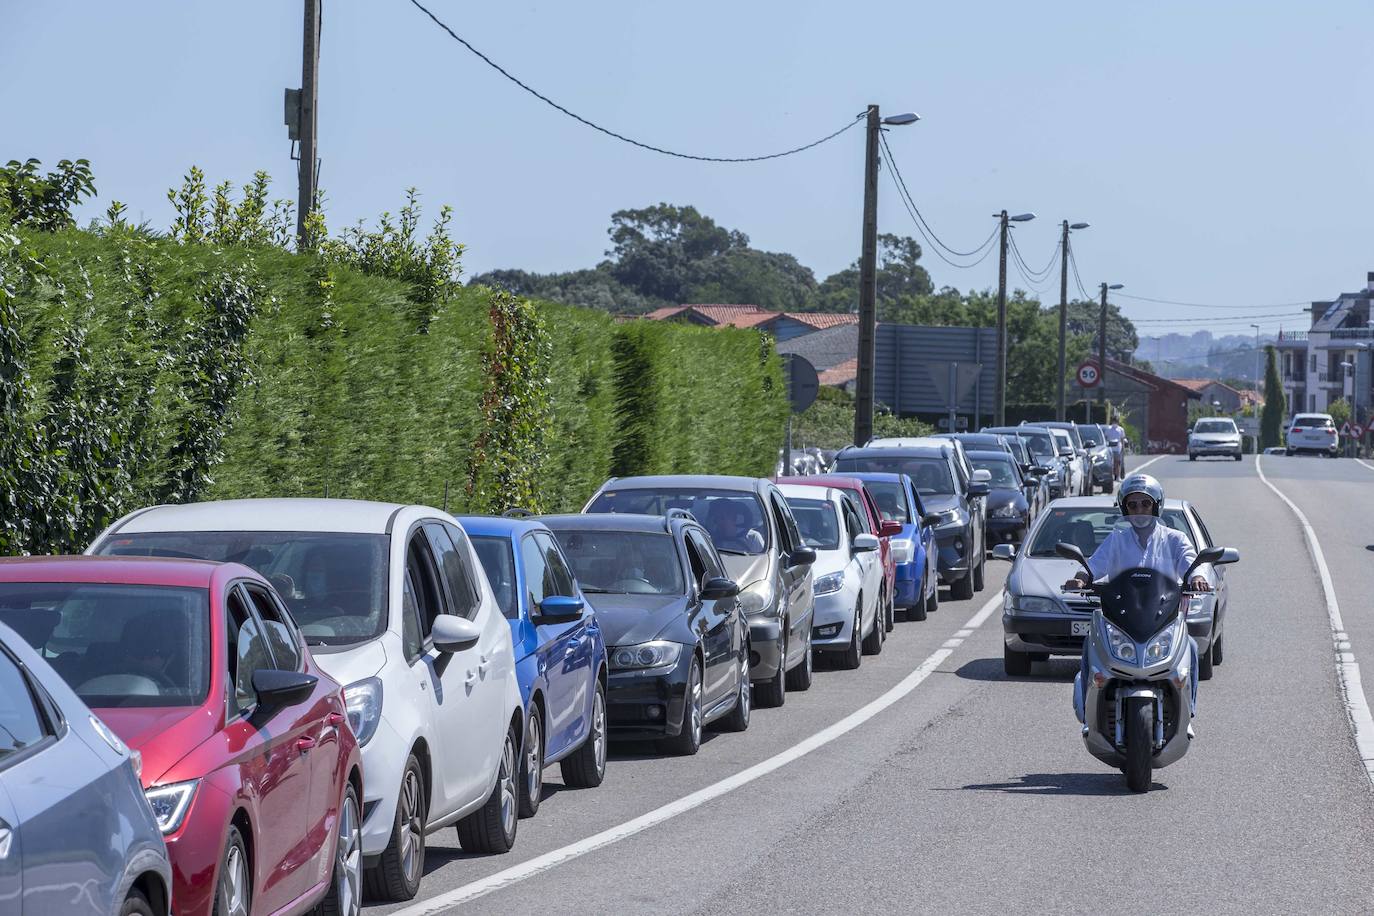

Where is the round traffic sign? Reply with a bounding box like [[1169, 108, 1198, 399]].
[[1076, 361, 1101, 388], [1353, 423, 1365, 438]]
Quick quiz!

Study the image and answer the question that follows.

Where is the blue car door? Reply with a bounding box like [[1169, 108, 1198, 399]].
[[0, 779, 17, 914], [525, 532, 592, 758]]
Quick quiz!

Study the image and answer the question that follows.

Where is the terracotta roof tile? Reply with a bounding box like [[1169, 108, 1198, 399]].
[[818, 357, 858, 386]]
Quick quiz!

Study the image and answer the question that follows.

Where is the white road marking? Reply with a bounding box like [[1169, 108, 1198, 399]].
[[1131, 454, 1166, 475], [1255, 455, 1374, 789], [1354, 458, 1374, 473], [390, 592, 1005, 914]]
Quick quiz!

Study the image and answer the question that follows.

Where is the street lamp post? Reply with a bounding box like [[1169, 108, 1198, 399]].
[[1057, 221, 1089, 421], [994, 210, 1035, 426], [1250, 323, 1261, 401], [854, 105, 920, 447], [1098, 282, 1124, 421]]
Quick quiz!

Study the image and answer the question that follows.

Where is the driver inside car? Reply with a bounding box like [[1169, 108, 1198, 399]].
[[1063, 473, 1209, 729], [705, 500, 764, 554]]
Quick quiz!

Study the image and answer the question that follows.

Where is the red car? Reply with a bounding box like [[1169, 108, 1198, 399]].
[[0, 557, 363, 916], [774, 475, 901, 630]]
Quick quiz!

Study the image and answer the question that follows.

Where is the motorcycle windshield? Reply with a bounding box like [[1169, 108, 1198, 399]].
[[1099, 567, 1182, 643]]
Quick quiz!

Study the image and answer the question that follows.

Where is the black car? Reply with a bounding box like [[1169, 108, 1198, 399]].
[[540, 512, 752, 755], [966, 450, 1031, 545], [1076, 423, 1115, 493], [833, 442, 989, 600], [935, 432, 1014, 456], [982, 425, 1064, 499], [997, 436, 1049, 517]]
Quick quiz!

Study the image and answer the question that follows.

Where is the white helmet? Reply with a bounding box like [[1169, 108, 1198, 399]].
[[1117, 473, 1163, 517]]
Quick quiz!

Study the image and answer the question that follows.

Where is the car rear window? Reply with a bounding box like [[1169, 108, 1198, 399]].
[[1292, 416, 1333, 428], [1078, 427, 1104, 446]]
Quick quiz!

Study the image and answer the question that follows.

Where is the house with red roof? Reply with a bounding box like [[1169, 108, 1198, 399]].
[[643, 305, 858, 342]]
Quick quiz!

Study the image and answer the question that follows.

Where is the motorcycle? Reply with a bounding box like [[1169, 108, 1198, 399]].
[[1056, 540, 1240, 792]]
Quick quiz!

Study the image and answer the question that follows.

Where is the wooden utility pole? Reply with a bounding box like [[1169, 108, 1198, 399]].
[[296, 0, 321, 248], [994, 210, 1009, 426], [854, 105, 881, 447], [1057, 221, 1071, 421], [1098, 282, 1110, 421]]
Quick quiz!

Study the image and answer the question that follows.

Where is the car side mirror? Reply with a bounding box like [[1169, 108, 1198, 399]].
[[431, 615, 482, 654], [991, 543, 1016, 561], [852, 533, 880, 553], [251, 669, 317, 716], [536, 595, 585, 623], [879, 520, 903, 538], [922, 513, 943, 527], [1055, 542, 1093, 577], [787, 546, 817, 568], [700, 577, 739, 600]]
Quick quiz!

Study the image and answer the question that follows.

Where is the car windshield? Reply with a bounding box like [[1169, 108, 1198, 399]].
[[1194, 420, 1236, 434], [585, 488, 768, 556], [971, 458, 1018, 488], [548, 530, 684, 595], [470, 535, 518, 620], [1078, 427, 1104, 447], [0, 583, 210, 708], [97, 532, 389, 646], [1293, 416, 1333, 428], [1027, 507, 1195, 558], [860, 480, 909, 523], [1050, 431, 1073, 453], [786, 498, 842, 550], [835, 457, 954, 496]]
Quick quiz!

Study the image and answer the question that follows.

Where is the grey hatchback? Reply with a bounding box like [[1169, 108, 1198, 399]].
[[0, 620, 171, 915], [584, 475, 817, 708]]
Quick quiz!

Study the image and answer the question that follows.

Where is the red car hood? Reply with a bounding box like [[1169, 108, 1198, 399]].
[[95, 705, 222, 786]]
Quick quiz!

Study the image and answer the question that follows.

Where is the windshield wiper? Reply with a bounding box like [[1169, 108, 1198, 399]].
[[715, 548, 752, 556], [579, 586, 613, 593]]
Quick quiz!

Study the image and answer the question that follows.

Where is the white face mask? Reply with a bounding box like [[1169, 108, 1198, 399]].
[[1128, 514, 1155, 529]]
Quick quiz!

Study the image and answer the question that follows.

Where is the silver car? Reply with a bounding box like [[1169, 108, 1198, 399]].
[[1189, 417, 1243, 461], [993, 496, 1233, 678], [0, 621, 171, 915]]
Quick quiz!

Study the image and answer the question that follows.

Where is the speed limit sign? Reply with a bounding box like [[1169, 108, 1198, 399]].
[[1076, 361, 1101, 388]]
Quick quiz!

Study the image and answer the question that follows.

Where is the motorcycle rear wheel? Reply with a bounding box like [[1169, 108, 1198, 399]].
[[1124, 697, 1153, 793]]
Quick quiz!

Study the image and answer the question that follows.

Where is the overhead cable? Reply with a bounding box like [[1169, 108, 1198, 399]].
[[880, 162, 998, 270], [1116, 292, 1311, 310], [880, 134, 1000, 259]]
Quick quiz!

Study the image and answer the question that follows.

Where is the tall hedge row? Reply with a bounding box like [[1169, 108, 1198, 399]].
[[2, 227, 784, 552]]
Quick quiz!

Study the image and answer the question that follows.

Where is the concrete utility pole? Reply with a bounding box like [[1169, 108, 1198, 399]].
[[995, 210, 1009, 426], [854, 105, 881, 448], [296, 0, 321, 248]]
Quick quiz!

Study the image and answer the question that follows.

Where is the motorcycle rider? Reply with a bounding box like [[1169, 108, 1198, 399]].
[[1064, 473, 1210, 728]]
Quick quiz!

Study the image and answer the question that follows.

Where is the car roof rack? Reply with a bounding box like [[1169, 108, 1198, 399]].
[[502, 507, 535, 519]]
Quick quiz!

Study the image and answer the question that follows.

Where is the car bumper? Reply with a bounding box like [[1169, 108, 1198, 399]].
[[1288, 441, 1337, 454], [1190, 443, 1241, 456], [358, 716, 408, 857], [811, 587, 861, 648], [1091, 463, 1113, 484], [1003, 612, 1091, 655], [986, 517, 1028, 543], [893, 561, 920, 607], [1186, 615, 1215, 653], [747, 614, 785, 681], [606, 652, 693, 739], [934, 531, 973, 582]]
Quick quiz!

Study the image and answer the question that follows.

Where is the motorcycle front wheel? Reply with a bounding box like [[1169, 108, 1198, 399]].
[[1124, 697, 1153, 793]]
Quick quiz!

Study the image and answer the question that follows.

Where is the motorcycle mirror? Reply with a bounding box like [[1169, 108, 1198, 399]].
[[1055, 542, 1093, 576], [1183, 545, 1239, 582]]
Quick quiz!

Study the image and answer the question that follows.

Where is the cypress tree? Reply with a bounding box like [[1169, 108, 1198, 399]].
[[1260, 344, 1286, 449]]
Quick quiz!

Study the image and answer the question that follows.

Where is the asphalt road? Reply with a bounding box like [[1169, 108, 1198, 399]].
[[370, 454, 1374, 916]]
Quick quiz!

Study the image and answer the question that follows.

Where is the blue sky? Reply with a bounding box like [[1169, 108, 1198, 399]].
[[5, 0, 1371, 335]]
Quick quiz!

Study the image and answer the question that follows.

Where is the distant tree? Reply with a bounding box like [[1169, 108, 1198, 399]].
[[811, 234, 933, 315], [1, 158, 96, 231], [1065, 299, 1139, 364], [1328, 397, 1352, 428], [1260, 345, 1286, 448], [606, 203, 744, 303]]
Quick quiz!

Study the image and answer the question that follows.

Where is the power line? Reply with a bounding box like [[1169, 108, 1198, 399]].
[[879, 133, 999, 259], [1115, 292, 1311, 310], [406, 0, 864, 162], [1067, 246, 1091, 300], [1007, 232, 1059, 282], [879, 161, 998, 270], [1130, 310, 1309, 324]]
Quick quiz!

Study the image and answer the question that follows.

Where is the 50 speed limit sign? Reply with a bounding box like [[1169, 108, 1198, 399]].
[[1076, 361, 1101, 388]]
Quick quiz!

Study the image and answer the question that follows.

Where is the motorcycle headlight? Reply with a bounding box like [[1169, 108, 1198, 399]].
[[1104, 620, 1137, 664], [1010, 595, 1058, 614], [609, 640, 682, 671], [737, 580, 776, 615], [343, 677, 383, 747], [813, 572, 845, 596], [890, 538, 915, 565], [145, 779, 199, 835], [1144, 621, 1180, 665], [991, 503, 1021, 518]]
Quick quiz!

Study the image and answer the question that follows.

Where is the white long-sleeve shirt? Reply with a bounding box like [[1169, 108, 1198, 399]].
[[1087, 521, 1197, 582]]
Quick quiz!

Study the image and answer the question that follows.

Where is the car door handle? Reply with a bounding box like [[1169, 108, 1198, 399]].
[[465, 670, 478, 686], [478, 655, 489, 677], [297, 736, 317, 753]]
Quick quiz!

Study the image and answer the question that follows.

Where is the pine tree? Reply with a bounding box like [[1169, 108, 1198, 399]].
[[1260, 344, 1286, 449]]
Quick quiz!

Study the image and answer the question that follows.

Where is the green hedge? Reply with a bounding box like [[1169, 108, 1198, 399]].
[[2, 227, 785, 551]]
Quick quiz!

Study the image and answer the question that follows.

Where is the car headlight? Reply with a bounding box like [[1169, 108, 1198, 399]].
[[609, 640, 682, 671], [145, 779, 199, 835], [1104, 620, 1137, 664], [1185, 593, 1211, 620], [991, 503, 1021, 518], [813, 571, 845, 596], [1144, 620, 1181, 665], [343, 677, 383, 747], [1009, 595, 1059, 614], [737, 580, 776, 615], [890, 538, 915, 565], [934, 510, 964, 532]]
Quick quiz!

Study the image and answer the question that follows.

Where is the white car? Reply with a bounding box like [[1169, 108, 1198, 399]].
[[1286, 412, 1339, 457], [1189, 417, 1243, 461], [88, 498, 525, 902], [778, 485, 884, 668]]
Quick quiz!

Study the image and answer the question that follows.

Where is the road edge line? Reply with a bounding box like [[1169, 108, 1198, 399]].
[[389, 592, 1005, 914], [1255, 454, 1374, 790]]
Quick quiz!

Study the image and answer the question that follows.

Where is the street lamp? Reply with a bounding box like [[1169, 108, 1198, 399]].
[[994, 210, 1036, 425], [1097, 283, 1124, 419], [1056, 221, 1090, 421], [854, 105, 919, 447], [1250, 323, 1261, 396]]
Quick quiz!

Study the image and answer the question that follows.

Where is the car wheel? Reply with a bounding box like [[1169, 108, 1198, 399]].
[[719, 651, 751, 732], [662, 658, 703, 755], [1189, 453, 1196, 461], [1212, 633, 1225, 666], [518, 705, 544, 819], [952, 569, 975, 600], [786, 629, 814, 690], [456, 722, 519, 853], [838, 601, 862, 669], [1233, 453, 1242, 462], [925, 573, 939, 615], [317, 781, 363, 916], [560, 681, 607, 788], [120, 890, 155, 916], [862, 594, 884, 655], [972, 553, 985, 592], [884, 585, 896, 632], [364, 755, 426, 902], [754, 635, 787, 708], [1285, 448, 1294, 456], [907, 572, 928, 622], [1004, 644, 1032, 677], [211, 826, 250, 916]]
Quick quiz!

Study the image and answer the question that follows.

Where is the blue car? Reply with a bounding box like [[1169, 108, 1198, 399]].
[[0, 620, 172, 916], [461, 516, 609, 819], [846, 472, 940, 621]]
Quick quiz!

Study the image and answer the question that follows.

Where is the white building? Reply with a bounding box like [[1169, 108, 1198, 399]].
[[1276, 272, 1374, 422]]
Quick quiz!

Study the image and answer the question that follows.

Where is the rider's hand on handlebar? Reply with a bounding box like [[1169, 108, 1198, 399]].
[[1062, 574, 1090, 591], [1186, 575, 1211, 592]]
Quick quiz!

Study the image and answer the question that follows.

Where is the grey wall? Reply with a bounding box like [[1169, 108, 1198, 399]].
[[874, 325, 997, 421]]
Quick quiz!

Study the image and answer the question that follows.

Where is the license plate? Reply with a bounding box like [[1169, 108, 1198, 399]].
[[1071, 621, 1091, 636]]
